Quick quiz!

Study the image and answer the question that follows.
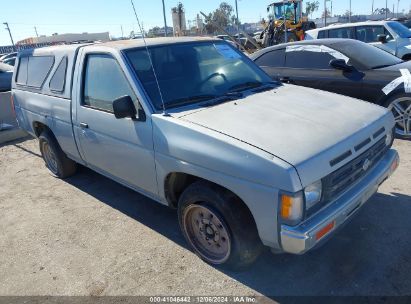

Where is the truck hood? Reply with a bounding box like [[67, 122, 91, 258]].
[[175, 85, 393, 186]]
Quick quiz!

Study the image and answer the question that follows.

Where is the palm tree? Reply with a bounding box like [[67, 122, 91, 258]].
[[306, 1, 320, 19]]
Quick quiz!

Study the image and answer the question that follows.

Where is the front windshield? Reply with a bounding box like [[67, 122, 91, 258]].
[[387, 21, 411, 38], [334, 41, 403, 69], [126, 41, 272, 110]]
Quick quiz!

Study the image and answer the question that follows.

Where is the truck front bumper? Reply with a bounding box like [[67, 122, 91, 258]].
[[280, 149, 399, 255]]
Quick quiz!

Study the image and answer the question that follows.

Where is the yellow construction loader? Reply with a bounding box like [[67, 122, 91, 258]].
[[261, 0, 316, 47]]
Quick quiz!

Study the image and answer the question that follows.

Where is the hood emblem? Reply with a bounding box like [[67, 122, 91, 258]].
[[362, 159, 372, 172]]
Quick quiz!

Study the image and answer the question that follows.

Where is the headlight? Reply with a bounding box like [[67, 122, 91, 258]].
[[304, 180, 322, 210], [279, 192, 304, 226]]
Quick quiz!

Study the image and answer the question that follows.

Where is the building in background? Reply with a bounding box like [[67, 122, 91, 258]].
[[17, 32, 110, 45]]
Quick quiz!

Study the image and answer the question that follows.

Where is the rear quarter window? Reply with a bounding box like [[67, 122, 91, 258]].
[[329, 27, 354, 39], [49, 57, 68, 92], [318, 30, 327, 39], [16, 55, 54, 89], [16, 57, 29, 85]]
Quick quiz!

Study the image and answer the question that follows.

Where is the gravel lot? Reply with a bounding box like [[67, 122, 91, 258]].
[[0, 137, 410, 298]]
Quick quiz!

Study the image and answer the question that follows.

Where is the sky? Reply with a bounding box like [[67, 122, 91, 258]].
[[1, 0, 410, 46]]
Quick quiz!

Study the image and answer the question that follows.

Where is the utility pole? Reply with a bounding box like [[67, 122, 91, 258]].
[[234, 0, 240, 42], [331, 1, 333, 17], [3, 22, 15, 51], [397, 0, 400, 18], [121, 25, 124, 38], [34, 26, 39, 38], [372, 0, 374, 15], [349, 0, 352, 22], [162, 0, 168, 37], [324, 0, 327, 27], [386, 0, 388, 19]]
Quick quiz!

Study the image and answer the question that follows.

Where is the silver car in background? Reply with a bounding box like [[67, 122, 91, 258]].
[[306, 21, 411, 60]]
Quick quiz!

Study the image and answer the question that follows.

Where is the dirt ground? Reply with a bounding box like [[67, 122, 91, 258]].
[[0, 137, 410, 298]]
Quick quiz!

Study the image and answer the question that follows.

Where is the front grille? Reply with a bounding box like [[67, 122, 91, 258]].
[[306, 136, 390, 218], [322, 136, 388, 204]]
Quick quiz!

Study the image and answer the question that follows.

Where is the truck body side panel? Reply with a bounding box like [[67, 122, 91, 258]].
[[12, 90, 83, 163]]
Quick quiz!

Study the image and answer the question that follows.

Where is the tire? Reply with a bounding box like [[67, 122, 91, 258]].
[[277, 32, 298, 44], [383, 93, 411, 139], [39, 130, 77, 178], [178, 181, 263, 270]]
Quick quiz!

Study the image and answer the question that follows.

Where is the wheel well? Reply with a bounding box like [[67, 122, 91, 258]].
[[164, 173, 200, 208], [33, 122, 52, 138], [164, 173, 253, 218]]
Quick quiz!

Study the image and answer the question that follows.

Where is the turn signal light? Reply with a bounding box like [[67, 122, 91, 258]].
[[279, 192, 304, 225], [280, 195, 293, 219]]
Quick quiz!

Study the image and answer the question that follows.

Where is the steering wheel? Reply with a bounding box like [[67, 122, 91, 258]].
[[196, 72, 228, 90]]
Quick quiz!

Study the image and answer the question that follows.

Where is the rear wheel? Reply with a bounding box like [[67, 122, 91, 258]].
[[39, 131, 77, 178], [178, 182, 263, 270], [384, 93, 411, 139]]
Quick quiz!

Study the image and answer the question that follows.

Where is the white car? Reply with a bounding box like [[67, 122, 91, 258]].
[[306, 21, 411, 60]]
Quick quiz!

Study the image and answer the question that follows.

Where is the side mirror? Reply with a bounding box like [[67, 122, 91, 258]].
[[113, 95, 137, 119], [329, 59, 354, 72], [378, 34, 387, 43]]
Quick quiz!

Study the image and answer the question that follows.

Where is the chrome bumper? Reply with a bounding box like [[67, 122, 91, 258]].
[[280, 149, 399, 255]]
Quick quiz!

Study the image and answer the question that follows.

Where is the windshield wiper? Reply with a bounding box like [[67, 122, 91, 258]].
[[228, 81, 277, 93], [228, 81, 265, 92], [166, 95, 218, 108]]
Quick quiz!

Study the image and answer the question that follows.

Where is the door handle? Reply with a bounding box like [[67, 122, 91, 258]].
[[80, 122, 89, 129]]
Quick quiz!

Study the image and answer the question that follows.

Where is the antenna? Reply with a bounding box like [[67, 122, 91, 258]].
[[130, 0, 167, 115]]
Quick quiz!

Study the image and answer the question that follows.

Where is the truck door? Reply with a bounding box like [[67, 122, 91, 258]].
[[73, 49, 158, 197]]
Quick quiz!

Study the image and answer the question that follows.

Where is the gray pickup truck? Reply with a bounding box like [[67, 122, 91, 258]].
[[12, 37, 399, 269]]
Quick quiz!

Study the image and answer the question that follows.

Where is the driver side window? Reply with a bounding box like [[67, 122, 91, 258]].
[[83, 54, 137, 113]]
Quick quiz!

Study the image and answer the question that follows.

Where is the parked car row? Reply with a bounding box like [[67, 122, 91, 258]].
[[251, 38, 411, 138]]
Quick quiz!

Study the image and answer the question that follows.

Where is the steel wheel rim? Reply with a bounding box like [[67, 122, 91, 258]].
[[42, 141, 58, 174], [388, 97, 411, 137], [183, 204, 231, 264]]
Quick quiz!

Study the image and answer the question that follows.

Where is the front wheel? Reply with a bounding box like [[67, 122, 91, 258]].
[[385, 94, 411, 139], [178, 182, 263, 270]]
